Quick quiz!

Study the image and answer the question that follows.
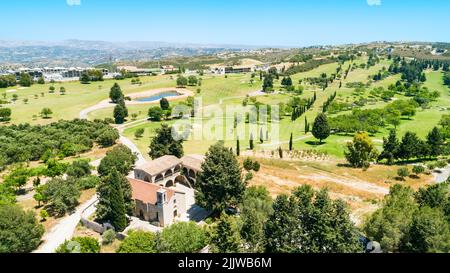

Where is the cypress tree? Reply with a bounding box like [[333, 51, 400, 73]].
[[312, 113, 330, 144], [109, 83, 124, 103], [305, 117, 309, 133], [236, 137, 240, 156], [289, 133, 293, 151], [260, 128, 264, 144], [249, 133, 254, 150], [278, 147, 283, 159], [97, 169, 127, 232]]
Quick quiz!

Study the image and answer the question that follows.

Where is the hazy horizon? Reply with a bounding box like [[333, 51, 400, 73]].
[[1, 0, 449, 47]]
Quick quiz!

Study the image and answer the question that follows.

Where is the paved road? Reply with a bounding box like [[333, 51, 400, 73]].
[[33, 195, 98, 253], [33, 103, 149, 253], [434, 165, 450, 183]]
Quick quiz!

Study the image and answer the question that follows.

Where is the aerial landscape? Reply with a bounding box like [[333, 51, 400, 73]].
[[0, 0, 449, 259]]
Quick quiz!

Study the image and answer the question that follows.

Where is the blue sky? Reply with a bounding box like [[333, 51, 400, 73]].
[[0, 0, 449, 46]]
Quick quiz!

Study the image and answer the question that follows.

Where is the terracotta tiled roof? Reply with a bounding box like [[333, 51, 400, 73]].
[[128, 178, 175, 204], [135, 155, 182, 176], [181, 154, 205, 172]]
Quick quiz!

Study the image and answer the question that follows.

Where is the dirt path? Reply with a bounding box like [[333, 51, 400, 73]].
[[296, 173, 389, 195]]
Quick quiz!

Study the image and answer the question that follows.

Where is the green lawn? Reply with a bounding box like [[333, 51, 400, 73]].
[[0, 75, 175, 124], [2, 57, 449, 160]]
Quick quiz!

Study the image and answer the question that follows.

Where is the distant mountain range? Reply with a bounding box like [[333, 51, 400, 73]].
[[0, 40, 270, 67]]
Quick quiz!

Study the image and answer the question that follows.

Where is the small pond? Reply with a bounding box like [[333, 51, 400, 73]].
[[135, 91, 181, 102]]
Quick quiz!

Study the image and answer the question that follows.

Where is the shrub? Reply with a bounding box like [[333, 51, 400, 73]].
[[436, 160, 448, 169], [102, 229, 116, 245], [56, 237, 100, 253], [76, 175, 100, 190], [397, 167, 410, 180], [412, 165, 425, 176], [117, 231, 157, 253], [39, 209, 49, 221]]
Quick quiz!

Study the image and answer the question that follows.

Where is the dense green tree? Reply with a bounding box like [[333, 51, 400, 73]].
[[378, 129, 399, 165], [117, 230, 158, 253], [187, 75, 198, 86], [42, 177, 80, 216], [96, 169, 127, 231], [66, 159, 92, 178], [109, 83, 124, 103], [134, 128, 145, 139], [400, 206, 450, 253], [398, 132, 422, 160], [312, 113, 330, 143], [40, 108, 53, 119], [159, 222, 207, 253], [364, 184, 418, 252], [0, 119, 114, 168], [56, 237, 100, 253], [0, 184, 16, 205], [301, 187, 360, 252], [159, 97, 170, 110], [176, 76, 188, 87], [37, 76, 45, 84], [3, 166, 30, 190], [0, 108, 12, 122], [345, 132, 379, 168], [281, 76, 293, 87], [415, 182, 450, 216], [209, 213, 242, 253], [18, 73, 33, 87], [80, 72, 90, 84], [262, 75, 274, 92], [96, 127, 120, 147], [148, 106, 164, 121], [239, 186, 273, 252], [113, 103, 127, 124], [265, 185, 361, 253], [97, 144, 136, 177], [196, 142, 245, 213], [0, 204, 44, 253], [149, 124, 184, 159], [427, 127, 444, 157]]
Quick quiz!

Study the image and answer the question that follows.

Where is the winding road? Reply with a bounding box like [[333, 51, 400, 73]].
[[34, 100, 148, 253]]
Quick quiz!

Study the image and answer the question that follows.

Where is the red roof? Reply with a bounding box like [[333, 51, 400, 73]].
[[128, 178, 174, 204]]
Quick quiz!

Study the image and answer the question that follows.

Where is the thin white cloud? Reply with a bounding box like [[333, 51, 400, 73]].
[[367, 0, 381, 6], [67, 0, 81, 6]]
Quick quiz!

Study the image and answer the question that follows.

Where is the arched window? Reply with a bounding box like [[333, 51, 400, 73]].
[[155, 174, 164, 182], [164, 169, 173, 178], [166, 180, 174, 188]]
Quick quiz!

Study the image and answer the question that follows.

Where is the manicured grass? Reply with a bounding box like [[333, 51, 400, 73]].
[[0, 75, 175, 124], [3, 58, 449, 161]]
